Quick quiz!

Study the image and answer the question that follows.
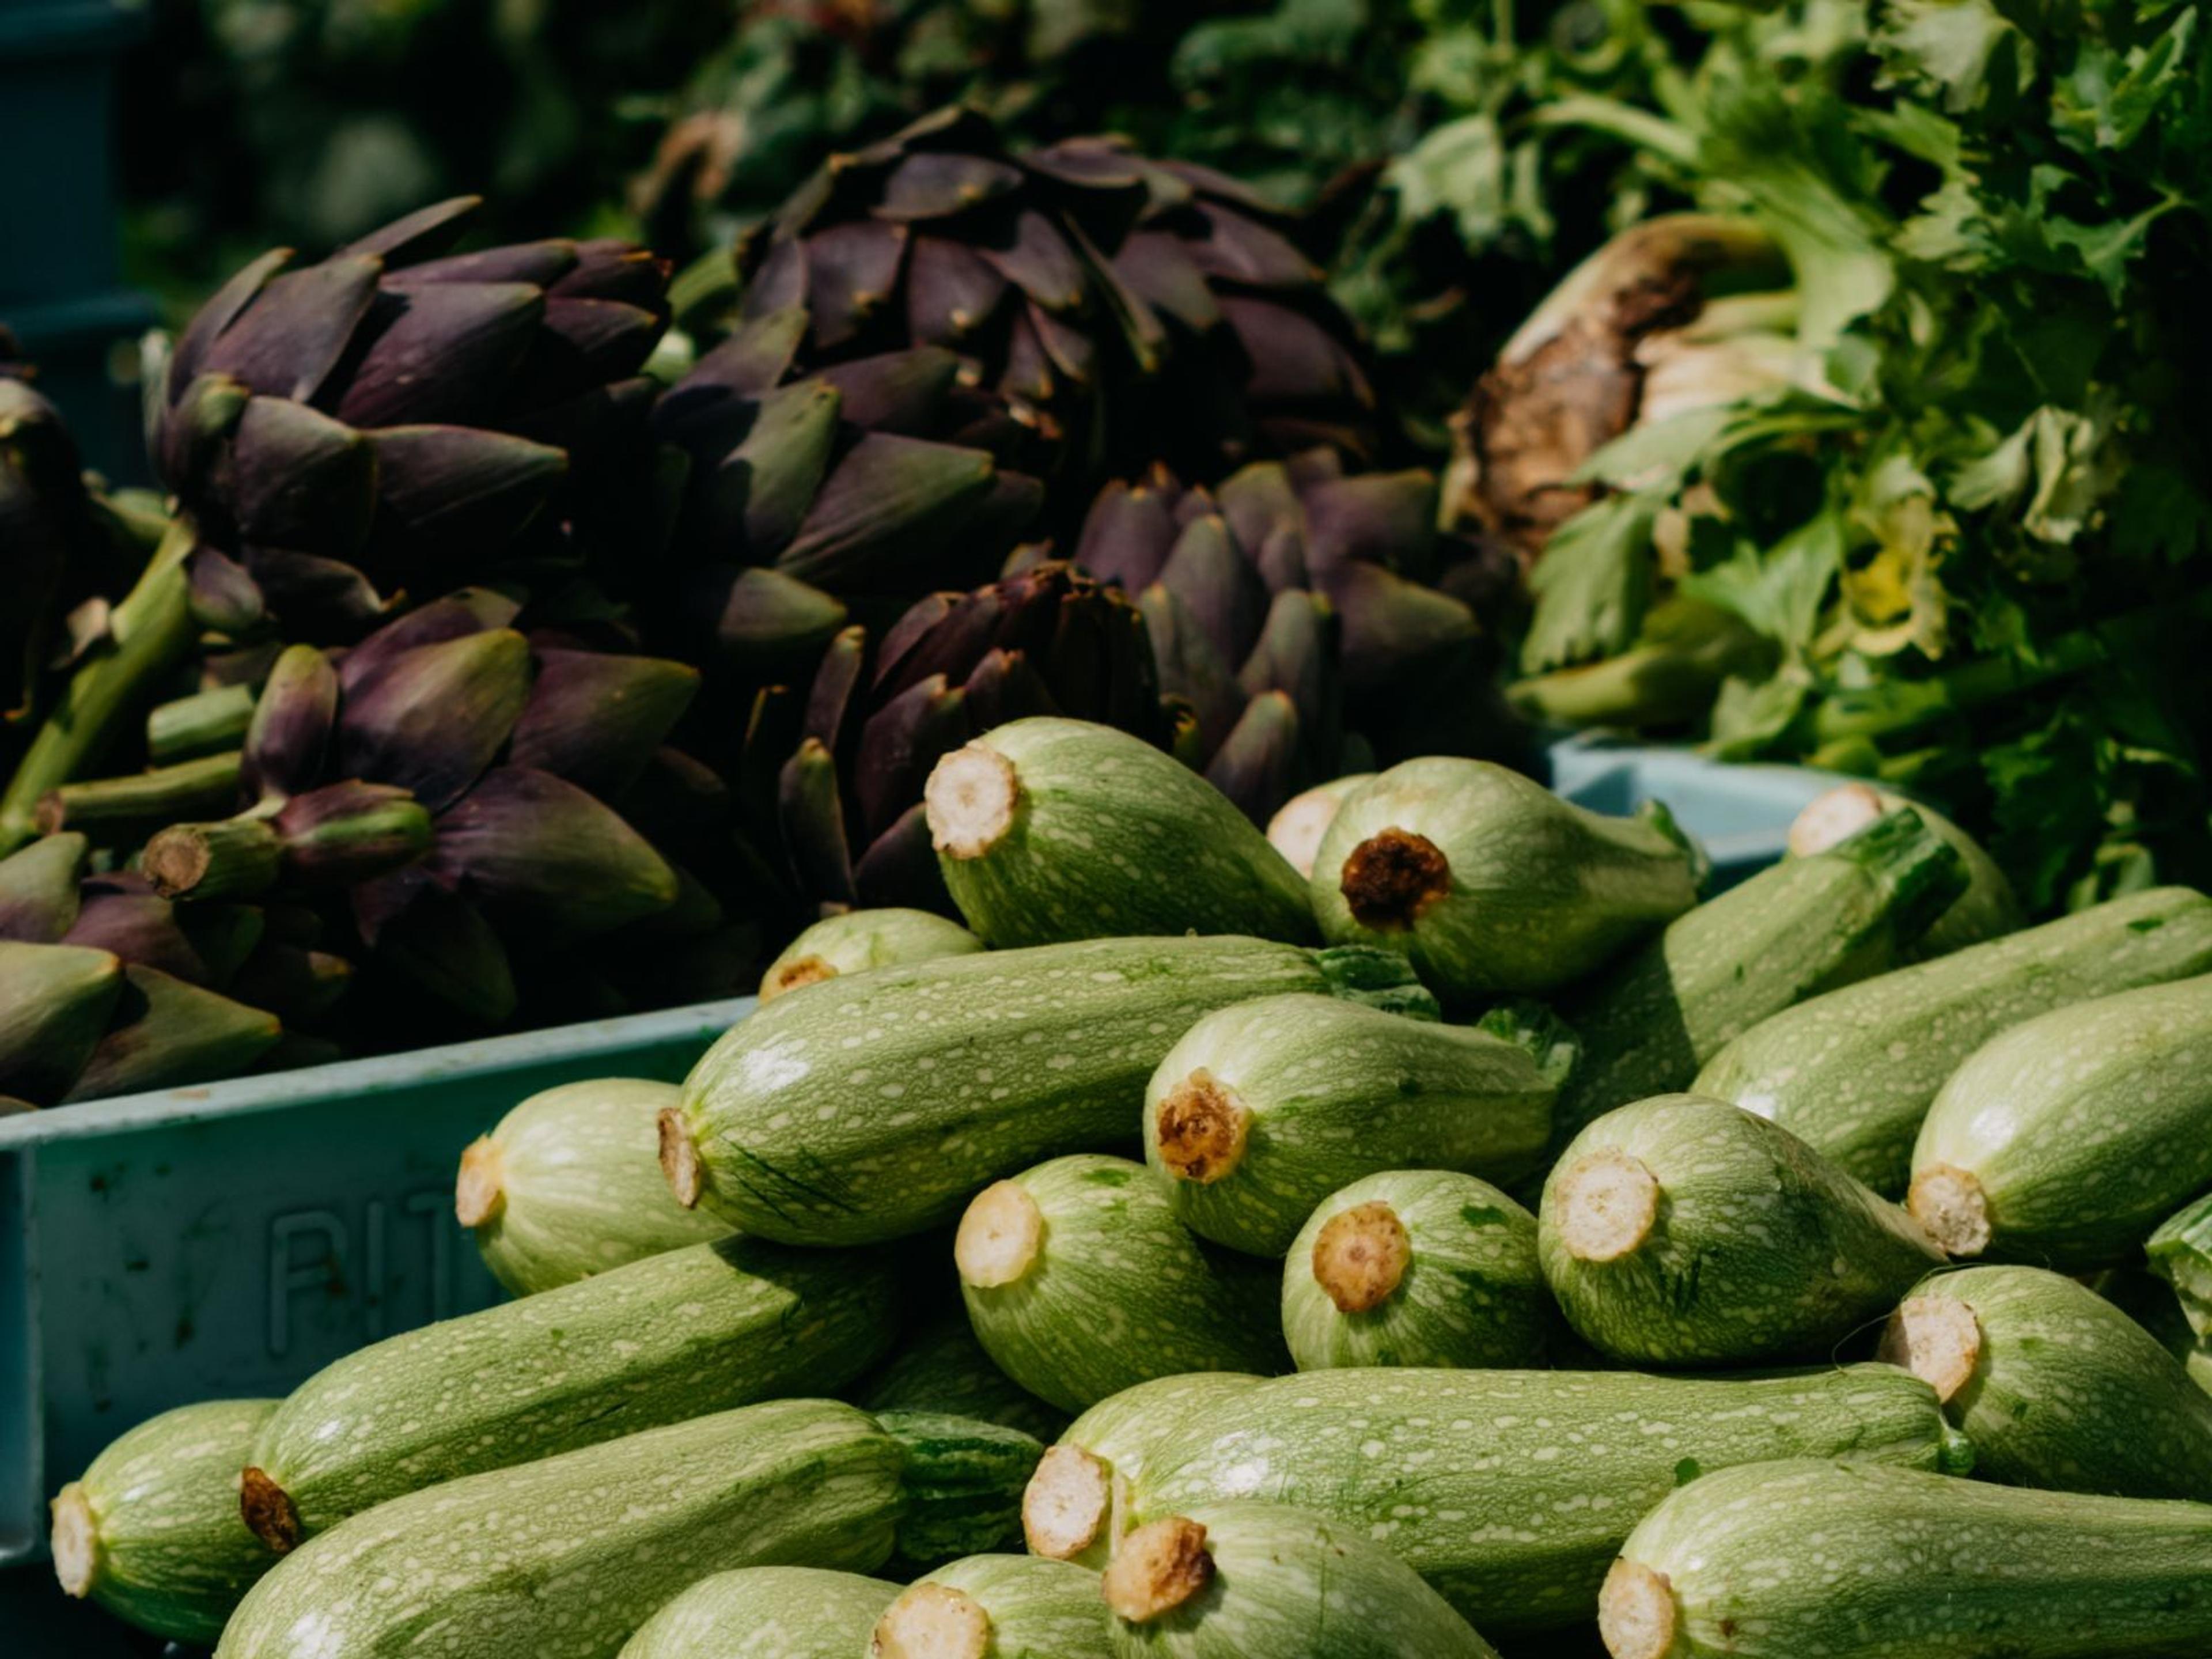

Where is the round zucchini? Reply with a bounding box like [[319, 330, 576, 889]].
[[873, 1553, 1111, 1659], [1264, 775, 1372, 879], [759, 908, 983, 1002], [618, 1565, 896, 1659]]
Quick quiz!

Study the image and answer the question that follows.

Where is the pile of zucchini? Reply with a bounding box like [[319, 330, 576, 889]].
[[47, 718, 2212, 1659]]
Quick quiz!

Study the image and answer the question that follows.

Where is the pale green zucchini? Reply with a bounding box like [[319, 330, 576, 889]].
[[856, 1309, 1069, 1443], [240, 1234, 898, 1549], [48, 1398, 279, 1643], [1539, 1094, 1943, 1365], [1787, 781, 2023, 959], [457, 1077, 733, 1296], [1692, 886, 2212, 1193], [1103, 1502, 1499, 1659], [873, 1553, 1112, 1659], [217, 1399, 902, 1659], [1021, 1373, 1266, 1569], [1880, 1264, 2212, 1501], [1280, 1169, 1549, 1371], [926, 718, 1315, 948], [759, 908, 983, 1002], [1310, 757, 1704, 998], [1599, 1460, 2212, 1659], [618, 1566, 896, 1659], [1552, 806, 1965, 1146], [956, 1154, 1286, 1414], [878, 1410, 1048, 1570], [2149, 1192, 2212, 1338], [1265, 774, 1372, 878], [665, 934, 1430, 1246], [1909, 974, 2212, 1267], [1132, 1363, 1961, 1634], [1142, 994, 1554, 1255]]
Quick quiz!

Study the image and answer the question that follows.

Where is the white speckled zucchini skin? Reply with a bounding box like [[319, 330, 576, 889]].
[[961, 1156, 1286, 1413], [877, 1409, 1047, 1569], [616, 1566, 896, 1659], [1310, 758, 1703, 998], [2150, 1193, 2212, 1339], [1692, 888, 2212, 1194], [51, 1399, 279, 1643], [933, 719, 1317, 949], [469, 1078, 733, 1296], [895, 1554, 1115, 1658], [1896, 1266, 2212, 1501], [1552, 809, 1965, 1147], [1790, 784, 2023, 961], [217, 1399, 901, 1659], [1539, 1096, 1942, 1366], [249, 1234, 898, 1541], [1133, 1363, 1956, 1634], [675, 935, 1426, 1245], [856, 1310, 1070, 1444], [1107, 1501, 1499, 1659], [1610, 1459, 2212, 1659], [1142, 995, 1555, 1255], [759, 909, 983, 1001], [1911, 974, 2212, 1268], [1281, 1170, 1548, 1370]]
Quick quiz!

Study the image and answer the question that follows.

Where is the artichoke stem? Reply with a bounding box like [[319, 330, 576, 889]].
[[147, 682, 259, 764], [33, 752, 244, 839], [145, 816, 285, 902]]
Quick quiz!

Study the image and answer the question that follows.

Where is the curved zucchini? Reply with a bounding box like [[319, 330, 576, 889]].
[[1281, 1169, 1548, 1371], [1539, 1095, 1942, 1365], [927, 718, 1315, 948], [1142, 994, 1554, 1255], [759, 908, 983, 1002], [1909, 974, 2212, 1267], [873, 1553, 1111, 1659], [1134, 1363, 1960, 1634], [1104, 1501, 1498, 1659], [956, 1155, 1286, 1413], [1552, 806, 1966, 1146], [1787, 781, 2022, 960], [1021, 1373, 1266, 1569], [1600, 1460, 2212, 1659], [617, 1565, 896, 1659], [217, 1399, 902, 1659], [48, 1399, 279, 1643], [1692, 887, 2212, 1193], [1310, 757, 1703, 998], [878, 1410, 1047, 1571], [1265, 774, 1372, 879], [665, 934, 1430, 1246], [457, 1077, 733, 1296], [1881, 1264, 2212, 1501], [856, 1309, 1069, 1444], [241, 1234, 897, 1550], [2149, 1192, 2212, 1339]]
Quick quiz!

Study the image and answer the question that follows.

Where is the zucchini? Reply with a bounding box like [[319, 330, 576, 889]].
[[1265, 774, 1372, 879], [2149, 1192, 2212, 1338], [1787, 781, 2022, 960], [760, 908, 983, 1002], [1310, 757, 1704, 998], [1142, 994, 1555, 1255], [457, 1077, 732, 1296], [1103, 1501, 1499, 1659], [664, 934, 1431, 1246], [217, 1398, 902, 1659], [1908, 974, 2212, 1267], [1692, 886, 2212, 1194], [1538, 1094, 1943, 1365], [1280, 1169, 1549, 1371], [926, 718, 1315, 948], [1552, 806, 1966, 1146], [873, 1553, 1112, 1659], [618, 1566, 897, 1659], [857, 1309, 1070, 1444], [1880, 1264, 2212, 1501], [240, 1234, 898, 1550], [1599, 1460, 2212, 1659], [956, 1154, 1286, 1413], [1133, 1362, 1962, 1634], [49, 1398, 279, 1644], [878, 1410, 1047, 1570], [1022, 1374, 1266, 1569]]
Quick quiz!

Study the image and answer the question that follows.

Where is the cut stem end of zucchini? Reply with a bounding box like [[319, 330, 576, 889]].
[[955, 1181, 1044, 1287], [48, 1483, 97, 1599], [1878, 1294, 1982, 1404], [1022, 1442, 1112, 1559], [1103, 1516, 1215, 1623], [760, 955, 833, 1002], [1312, 1200, 1412, 1313], [238, 1466, 300, 1554], [925, 745, 1020, 862], [1154, 1070, 1252, 1184], [872, 1580, 991, 1659], [1339, 828, 1452, 932], [1267, 785, 1347, 879], [1787, 782, 1887, 859], [1598, 1559, 1679, 1659], [657, 1107, 703, 1210], [1555, 1150, 1661, 1262], [453, 1136, 505, 1229], [1908, 1164, 1992, 1257]]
